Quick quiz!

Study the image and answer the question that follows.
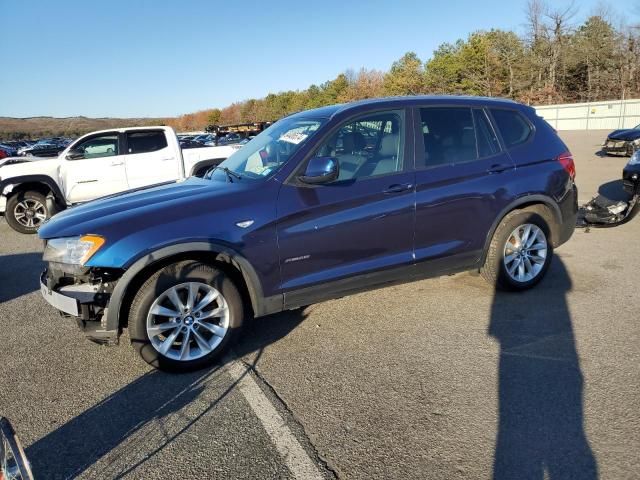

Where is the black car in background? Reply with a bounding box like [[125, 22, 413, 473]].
[[18, 142, 66, 157], [602, 124, 640, 156]]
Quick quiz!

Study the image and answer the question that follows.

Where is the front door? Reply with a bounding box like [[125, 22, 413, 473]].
[[276, 109, 415, 306], [61, 132, 129, 204]]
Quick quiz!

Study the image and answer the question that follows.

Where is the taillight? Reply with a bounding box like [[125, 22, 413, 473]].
[[557, 151, 575, 180]]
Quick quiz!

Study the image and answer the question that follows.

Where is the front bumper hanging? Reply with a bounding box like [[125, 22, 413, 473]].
[[40, 269, 119, 345]]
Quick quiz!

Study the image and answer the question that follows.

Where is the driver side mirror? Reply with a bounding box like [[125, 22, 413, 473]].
[[299, 156, 339, 184], [66, 149, 84, 160]]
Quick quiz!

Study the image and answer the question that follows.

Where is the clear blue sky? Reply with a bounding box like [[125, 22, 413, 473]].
[[1, 0, 636, 118]]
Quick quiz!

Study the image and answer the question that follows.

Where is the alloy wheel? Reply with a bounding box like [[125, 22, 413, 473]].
[[503, 223, 548, 283], [146, 282, 230, 361], [13, 199, 47, 229]]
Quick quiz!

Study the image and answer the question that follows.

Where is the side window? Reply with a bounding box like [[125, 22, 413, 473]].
[[420, 107, 477, 167], [70, 134, 119, 159], [473, 109, 500, 157], [490, 109, 532, 148], [314, 110, 404, 181], [126, 131, 168, 154]]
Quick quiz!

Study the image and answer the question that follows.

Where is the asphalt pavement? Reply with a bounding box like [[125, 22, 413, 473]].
[[0, 130, 638, 479]]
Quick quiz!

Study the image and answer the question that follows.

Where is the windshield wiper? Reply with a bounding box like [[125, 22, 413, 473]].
[[211, 166, 242, 182]]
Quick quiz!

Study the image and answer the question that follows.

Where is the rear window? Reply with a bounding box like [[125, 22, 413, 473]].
[[490, 109, 532, 148], [126, 131, 168, 154]]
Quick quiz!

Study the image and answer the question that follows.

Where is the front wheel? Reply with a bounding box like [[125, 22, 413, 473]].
[[128, 261, 244, 372], [5, 190, 50, 234], [481, 208, 553, 291]]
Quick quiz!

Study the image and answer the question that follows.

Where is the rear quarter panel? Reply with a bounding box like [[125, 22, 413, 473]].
[[504, 106, 573, 208]]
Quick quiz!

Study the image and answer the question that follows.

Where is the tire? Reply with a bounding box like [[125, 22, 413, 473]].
[[128, 261, 244, 372], [481, 206, 554, 291], [5, 190, 50, 234]]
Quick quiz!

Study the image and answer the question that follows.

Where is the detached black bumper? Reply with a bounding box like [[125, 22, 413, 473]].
[[602, 139, 634, 156], [40, 268, 119, 344]]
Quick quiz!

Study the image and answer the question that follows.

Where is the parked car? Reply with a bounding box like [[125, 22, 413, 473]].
[[193, 134, 216, 144], [17, 142, 66, 158], [0, 144, 17, 158], [37, 96, 577, 372], [602, 125, 640, 156], [216, 133, 244, 145], [2, 140, 32, 150], [179, 139, 205, 149], [0, 127, 237, 233]]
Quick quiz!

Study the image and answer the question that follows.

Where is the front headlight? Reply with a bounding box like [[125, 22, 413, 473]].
[[629, 150, 640, 166], [43, 235, 105, 265]]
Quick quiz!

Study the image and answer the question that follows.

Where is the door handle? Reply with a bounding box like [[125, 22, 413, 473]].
[[383, 183, 413, 194], [486, 164, 511, 174], [111, 160, 124, 166], [161, 157, 175, 161]]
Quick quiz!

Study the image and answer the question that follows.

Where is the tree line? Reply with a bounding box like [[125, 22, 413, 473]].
[[168, 0, 640, 131]]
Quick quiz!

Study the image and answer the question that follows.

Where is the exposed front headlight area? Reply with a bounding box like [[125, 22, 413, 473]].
[[40, 235, 121, 344], [43, 235, 105, 266]]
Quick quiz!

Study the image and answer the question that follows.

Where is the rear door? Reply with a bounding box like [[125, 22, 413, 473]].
[[276, 108, 416, 304], [124, 130, 181, 188], [413, 106, 517, 272], [61, 132, 128, 203]]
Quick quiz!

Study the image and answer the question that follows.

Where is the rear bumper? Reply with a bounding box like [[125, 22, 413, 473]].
[[40, 269, 119, 344], [556, 184, 578, 247]]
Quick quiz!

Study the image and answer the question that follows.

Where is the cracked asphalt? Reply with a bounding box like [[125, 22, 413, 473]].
[[0, 130, 639, 479]]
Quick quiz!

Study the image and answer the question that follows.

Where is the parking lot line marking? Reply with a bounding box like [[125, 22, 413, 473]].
[[225, 358, 324, 480]]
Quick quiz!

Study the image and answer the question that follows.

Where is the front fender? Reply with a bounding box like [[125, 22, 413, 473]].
[[105, 241, 283, 334], [0, 174, 65, 204]]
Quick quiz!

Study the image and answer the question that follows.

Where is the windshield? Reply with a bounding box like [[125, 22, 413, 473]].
[[208, 116, 325, 181]]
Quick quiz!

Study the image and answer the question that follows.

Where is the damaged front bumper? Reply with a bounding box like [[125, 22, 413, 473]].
[[40, 265, 121, 344], [602, 139, 635, 156]]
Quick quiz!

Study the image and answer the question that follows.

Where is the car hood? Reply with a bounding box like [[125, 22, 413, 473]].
[[0, 156, 60, 179], [38, 176, 263, 243], [0, 155, 52, 169], [608, 129, 640, 140]]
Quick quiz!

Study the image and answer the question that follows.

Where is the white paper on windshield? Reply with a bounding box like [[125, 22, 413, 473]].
[[278, 131, 308, 144]]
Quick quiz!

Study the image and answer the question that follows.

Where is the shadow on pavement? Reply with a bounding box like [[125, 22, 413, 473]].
[[26, 307, 309, 478], [489, 257, 597, 479], [0, 252, 43, 304]]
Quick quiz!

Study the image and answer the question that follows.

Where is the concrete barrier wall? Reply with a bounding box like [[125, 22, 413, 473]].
[[534, 99, 640, 131]]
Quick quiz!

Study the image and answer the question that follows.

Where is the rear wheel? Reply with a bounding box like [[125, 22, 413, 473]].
[[481, 207, 553, 291], [128, 261, 244, 372], [5, 190, 50, 234]]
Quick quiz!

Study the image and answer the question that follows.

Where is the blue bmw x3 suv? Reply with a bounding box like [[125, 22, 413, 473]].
[[38, 96, 577, 371]]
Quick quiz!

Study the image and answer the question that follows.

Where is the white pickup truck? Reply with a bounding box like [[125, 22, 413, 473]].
[[0, 126, 238, 233]]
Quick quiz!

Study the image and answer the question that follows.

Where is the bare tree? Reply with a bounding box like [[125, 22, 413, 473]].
[[545, 1, 578, 96]]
